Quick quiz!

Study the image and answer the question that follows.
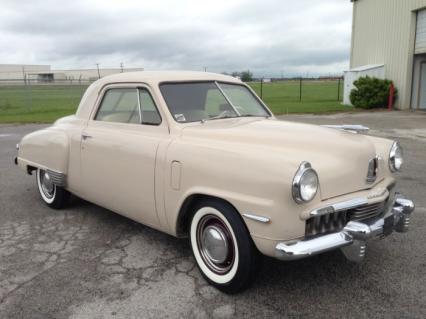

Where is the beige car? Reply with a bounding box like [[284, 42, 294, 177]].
[[15, 71, 414, 293]]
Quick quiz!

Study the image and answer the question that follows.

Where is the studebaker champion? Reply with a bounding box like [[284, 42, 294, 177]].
[[15, 71, 414, 293]]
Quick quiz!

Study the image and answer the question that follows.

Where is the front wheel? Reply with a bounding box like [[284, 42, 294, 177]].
[[36, 169, 70, 209], [190, 200, 260, 293]]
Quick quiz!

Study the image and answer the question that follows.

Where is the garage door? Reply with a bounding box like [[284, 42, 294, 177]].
[[416, 10, 426, 54]]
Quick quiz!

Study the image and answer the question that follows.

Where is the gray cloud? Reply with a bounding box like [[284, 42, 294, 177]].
[[0, 0, 352, 77]]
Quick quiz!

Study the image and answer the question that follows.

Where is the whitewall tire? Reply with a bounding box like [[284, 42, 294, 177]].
[[189, 199, 260, 293], [36, 169, 70, 209]]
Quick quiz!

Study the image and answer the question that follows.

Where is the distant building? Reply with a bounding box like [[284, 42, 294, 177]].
[[0, 64, 144, 82], [346, 0, 426, 110], [0, 64, 51, 80]]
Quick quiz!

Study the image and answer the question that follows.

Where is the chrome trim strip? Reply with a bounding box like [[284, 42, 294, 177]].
[[309, 197, 369, 217], [332, 197, 369, 211], [242, 213, 270, 223], [321, 125, 369, 133], [136, 88, 143, 124], [46, 169, 67, 187]]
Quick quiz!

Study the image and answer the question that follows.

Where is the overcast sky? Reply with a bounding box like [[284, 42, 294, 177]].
[[0, 0, 353, 77]]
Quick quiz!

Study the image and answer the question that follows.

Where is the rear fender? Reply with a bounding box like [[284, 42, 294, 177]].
[[17, 127, 70, 178]]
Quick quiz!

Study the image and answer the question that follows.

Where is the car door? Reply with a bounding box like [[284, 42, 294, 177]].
[[80, 84, 168, 228]]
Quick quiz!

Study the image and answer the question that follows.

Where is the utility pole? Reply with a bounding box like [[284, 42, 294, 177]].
[[337, 78, 341, 101], [120, 62, 124, 73], [96, 63, 101, 79], [22, 66, 26, 84]]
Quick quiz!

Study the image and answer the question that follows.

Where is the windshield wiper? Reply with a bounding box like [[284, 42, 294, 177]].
[[201, 114, 237, 123], [238, 114, 271, 118], [201, 110, 238, 123]]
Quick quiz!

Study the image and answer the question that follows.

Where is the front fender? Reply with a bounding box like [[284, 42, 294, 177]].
[[163, 140, 307, 245]]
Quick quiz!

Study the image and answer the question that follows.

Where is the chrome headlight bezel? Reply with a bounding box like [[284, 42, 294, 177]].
[[389, 141, 403, 172], [292, 162, 319, 204]]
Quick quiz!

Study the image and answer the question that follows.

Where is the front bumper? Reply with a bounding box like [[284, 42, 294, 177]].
[[275, 195, 415, 262]]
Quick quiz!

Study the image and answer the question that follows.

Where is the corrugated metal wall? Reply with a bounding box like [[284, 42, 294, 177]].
[[350, 0, 426, 109]]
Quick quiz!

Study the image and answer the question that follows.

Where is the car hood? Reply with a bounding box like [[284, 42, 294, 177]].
[[181, 118, 380, 200]]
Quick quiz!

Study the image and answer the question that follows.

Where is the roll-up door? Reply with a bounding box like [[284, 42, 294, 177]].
[[415, 10, 426, 54]]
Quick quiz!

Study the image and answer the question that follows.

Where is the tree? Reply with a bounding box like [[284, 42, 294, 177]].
[[229, 70, 253, 82], [240, 70, 253, 82]]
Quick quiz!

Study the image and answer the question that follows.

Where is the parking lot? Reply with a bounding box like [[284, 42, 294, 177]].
[[0, 111, 425, 319]]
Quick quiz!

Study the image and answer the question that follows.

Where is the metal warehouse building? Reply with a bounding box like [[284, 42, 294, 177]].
[[346, 0, 426, 110]]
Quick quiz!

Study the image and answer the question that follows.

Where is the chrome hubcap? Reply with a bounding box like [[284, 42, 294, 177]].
[[196, 215, 234, 274], [40, 171, 55, 198], [202, 225, 228, 264]]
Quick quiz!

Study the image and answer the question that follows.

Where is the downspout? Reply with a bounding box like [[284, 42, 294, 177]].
[[349, 0, 358, 69]]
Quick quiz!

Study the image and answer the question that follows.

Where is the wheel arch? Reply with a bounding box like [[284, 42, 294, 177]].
[[175, 193, 249, 238]]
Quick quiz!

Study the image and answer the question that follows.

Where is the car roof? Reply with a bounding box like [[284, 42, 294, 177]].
[[95, 71, 242, 85], [75, 71, 243, 119]]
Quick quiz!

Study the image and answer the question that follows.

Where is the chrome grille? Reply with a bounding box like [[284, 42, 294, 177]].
[[305, 199, 387, 238], [306, 211, 348, 237], [348, 201, 385, 221]]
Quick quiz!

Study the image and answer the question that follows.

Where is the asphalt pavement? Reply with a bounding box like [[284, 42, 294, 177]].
[[0, 111, 425, 318]]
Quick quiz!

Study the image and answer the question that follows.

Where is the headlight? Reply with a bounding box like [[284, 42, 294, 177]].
[[292, 162, 319, 204], [389, 141, 403, 172]]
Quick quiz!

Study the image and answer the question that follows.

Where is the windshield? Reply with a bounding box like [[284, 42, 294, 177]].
[[160, 81, 270, 123]]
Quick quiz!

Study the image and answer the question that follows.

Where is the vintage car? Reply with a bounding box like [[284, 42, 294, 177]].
[[15, 71, 414, 293]]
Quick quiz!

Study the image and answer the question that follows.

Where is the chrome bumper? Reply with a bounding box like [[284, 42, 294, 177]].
[[275, 195, 415, 262]]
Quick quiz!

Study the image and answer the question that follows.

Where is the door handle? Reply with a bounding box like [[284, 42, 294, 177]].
[[82, 133, 93, 140]]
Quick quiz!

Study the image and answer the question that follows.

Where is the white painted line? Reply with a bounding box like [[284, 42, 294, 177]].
[[0, 134, 13, 138]]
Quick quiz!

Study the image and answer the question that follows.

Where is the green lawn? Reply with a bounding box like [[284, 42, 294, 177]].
[[248, 80, 353, 114], [0, 85, 88, 123], [0, 80, 353, 123]]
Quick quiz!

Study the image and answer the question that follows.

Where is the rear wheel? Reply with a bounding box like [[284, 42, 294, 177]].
[[190, 199, 260, 293], [36, 168, 70, 209]]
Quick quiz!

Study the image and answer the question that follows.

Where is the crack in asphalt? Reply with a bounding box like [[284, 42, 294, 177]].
[[0, 213, 91, 304]]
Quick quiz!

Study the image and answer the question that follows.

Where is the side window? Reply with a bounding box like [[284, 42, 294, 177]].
[[95, 88, 140, 124], [139, 89, 162, 125]]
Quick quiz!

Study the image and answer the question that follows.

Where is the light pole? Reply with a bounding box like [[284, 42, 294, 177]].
[[96, 63, 101, 79]]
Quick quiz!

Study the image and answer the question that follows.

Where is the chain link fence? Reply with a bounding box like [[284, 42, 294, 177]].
[[248, 78, 346, 114], [0, 77, 347, 123], [0, 79, 93, 122]]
